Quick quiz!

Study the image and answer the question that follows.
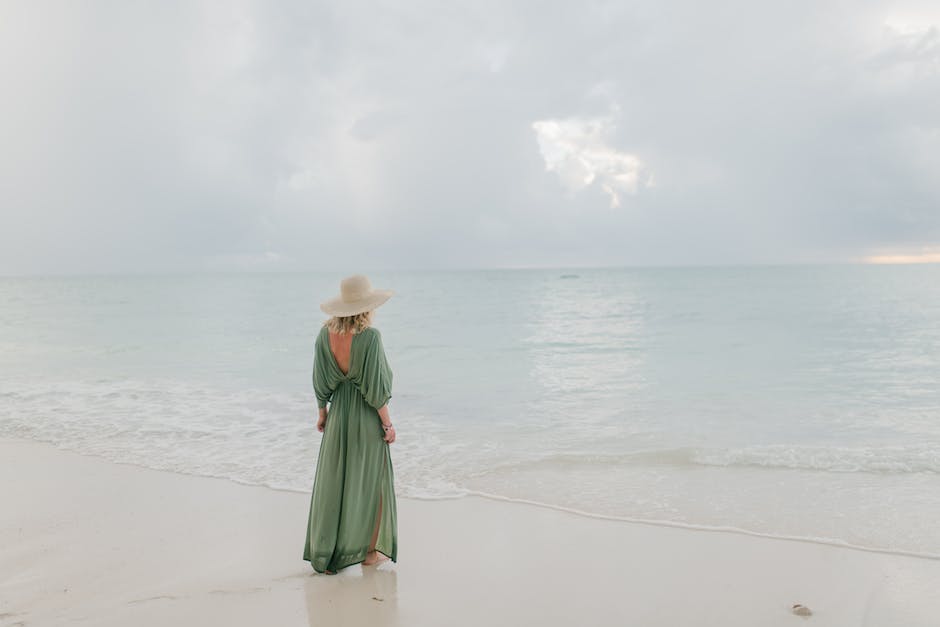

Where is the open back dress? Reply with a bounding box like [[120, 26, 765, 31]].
[[303, 325, 398, 573]]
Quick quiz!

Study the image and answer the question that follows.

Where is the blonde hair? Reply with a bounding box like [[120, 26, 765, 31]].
[[324, 310, 373, 335]]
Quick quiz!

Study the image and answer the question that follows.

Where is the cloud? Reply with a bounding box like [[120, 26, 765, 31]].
[[869, 19, 940, 73], [532, 112, 652, 208], [1, 0, 940, 273]]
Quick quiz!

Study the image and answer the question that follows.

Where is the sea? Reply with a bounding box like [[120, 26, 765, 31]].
[[2, 265, 939, 558]]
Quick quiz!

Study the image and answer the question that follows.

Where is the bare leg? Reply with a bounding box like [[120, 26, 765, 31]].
[[363, 494, 388, 565], [369, 494, 382, 551]]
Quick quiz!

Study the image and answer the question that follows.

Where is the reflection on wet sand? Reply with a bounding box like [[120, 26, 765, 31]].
[[304, 565, 399, 627]]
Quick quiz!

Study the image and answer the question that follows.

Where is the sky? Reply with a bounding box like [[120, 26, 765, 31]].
[[1, 0, 939, 275]]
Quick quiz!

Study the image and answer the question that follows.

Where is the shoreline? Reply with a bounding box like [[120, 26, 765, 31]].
[[3, 436, 940, 626], [8, 436, 939, 562], [459, 489, 940, 562]]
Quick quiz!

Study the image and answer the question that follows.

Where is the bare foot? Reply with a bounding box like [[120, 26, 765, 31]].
[[363, 550, 389, 566]]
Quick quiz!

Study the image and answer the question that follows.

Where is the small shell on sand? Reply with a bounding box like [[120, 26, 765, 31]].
[[792, 603, 813, 616]]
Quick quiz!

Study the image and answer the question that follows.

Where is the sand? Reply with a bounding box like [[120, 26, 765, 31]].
[[2, 437, 939, 627]]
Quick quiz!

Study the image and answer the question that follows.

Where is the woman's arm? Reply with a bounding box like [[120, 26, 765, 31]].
[[376, 404, 395, 443]]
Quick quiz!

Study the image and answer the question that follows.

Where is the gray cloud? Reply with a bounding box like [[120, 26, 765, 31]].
[[1, 0, 939, 274]]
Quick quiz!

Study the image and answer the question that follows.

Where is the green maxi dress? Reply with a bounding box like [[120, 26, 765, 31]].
[[303, 325, 398, 573]]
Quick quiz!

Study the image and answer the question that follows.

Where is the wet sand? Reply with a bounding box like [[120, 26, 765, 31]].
[[2, 437, 939, 627]]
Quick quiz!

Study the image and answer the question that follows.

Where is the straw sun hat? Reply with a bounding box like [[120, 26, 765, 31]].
[[319, 274, 394, 317]]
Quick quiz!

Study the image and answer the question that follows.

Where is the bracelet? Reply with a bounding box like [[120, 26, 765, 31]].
[[382, 423, 393, 431]]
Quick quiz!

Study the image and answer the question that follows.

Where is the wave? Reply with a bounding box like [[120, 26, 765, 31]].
[[690, 444, 940, 474], [481, 443, 940, 475], [4, 377, 940, 561]]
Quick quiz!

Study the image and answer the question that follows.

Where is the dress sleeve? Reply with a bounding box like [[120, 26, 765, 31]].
[[313, 332, 333, 409], [358, 328, 393, 410]]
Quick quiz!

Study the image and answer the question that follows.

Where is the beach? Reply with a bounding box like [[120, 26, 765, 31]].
[[5, 268, 940, 560], [3, 437, 939, 627], [5, 0, 940, 621]]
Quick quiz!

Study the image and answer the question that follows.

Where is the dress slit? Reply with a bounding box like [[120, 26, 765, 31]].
[[370, 450, 389, 558]]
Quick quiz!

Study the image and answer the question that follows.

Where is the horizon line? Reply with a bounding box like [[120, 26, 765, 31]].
[[3, 258, 939, 279]]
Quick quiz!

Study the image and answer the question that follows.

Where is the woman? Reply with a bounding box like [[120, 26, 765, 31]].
[[303, 274, 398, 575]]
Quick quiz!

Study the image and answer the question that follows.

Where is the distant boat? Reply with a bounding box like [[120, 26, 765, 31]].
[[559, 274, 580, 279]]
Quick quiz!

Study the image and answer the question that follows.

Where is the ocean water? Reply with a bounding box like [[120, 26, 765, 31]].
[[2, 266, 940, 558]]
